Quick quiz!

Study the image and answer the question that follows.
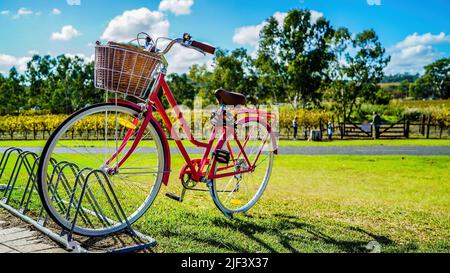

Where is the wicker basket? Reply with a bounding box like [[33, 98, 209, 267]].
[[94, 42, 162, 99]]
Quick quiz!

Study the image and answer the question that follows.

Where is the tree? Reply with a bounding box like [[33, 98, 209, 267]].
[[341, 29, 390, 120], [398, 80, 410, 98], [211, 48, 265, 105], [327, 28, 389, 122], [24, 55, 56, 109], [423, 58, 449, 99], [0, 67, 26, 114], [166, 73, 196, 108], [410, 75, 433, 99], [326, 27, 352, 124], [188, 64, 215, 104], [409, 58, 450, 100], [256, 9, 335, 109]]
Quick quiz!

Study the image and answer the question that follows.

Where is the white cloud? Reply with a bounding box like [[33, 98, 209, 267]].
[[395, 32, 450, 49], [51, 25, 82, 41], [101, 8, 169, 42], [67, 0, 81, 6], [309, 10, 324, 23], [385, 32, 450, 74], [233, 24, 264, 46], [13, 8, 33, 18], [100, 6, 212, 73], [0, 10, 10, 16], [0, 54, 32, 73], [367, 0, 381, 5], [28, 50, 39, 55], [233, 10, 323, 46], [52, 8, 61, 15], [165, 44, 213, 74], [159, 0, 194, 16], [65, 53, 95, 63], [232, 12, 288, 46], [17, 8, 33, 16], [273, 12, 288, 25]]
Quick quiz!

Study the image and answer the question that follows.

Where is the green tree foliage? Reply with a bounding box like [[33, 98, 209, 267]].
[[410, 58, 450, 99], [256, 9, 335, 109], [342, 30, 390, 119], [0, 55, 103, 114], [399, 80, 410, 98], [188, 64, 215, 104], [0, 67, 26, 114], [166, 73, 196, 108], [179, 48, 263, 106], [326, 27, 352, 123], [327, 28, 390, 121], [211, 48, 265, 105]]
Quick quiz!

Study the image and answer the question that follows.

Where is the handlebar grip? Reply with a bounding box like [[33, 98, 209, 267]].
[[191, 40, 216, 55]]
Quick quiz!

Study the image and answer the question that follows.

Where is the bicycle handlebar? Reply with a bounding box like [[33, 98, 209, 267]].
[[191, 40, 216, 55], [158, 33, 216, 56]]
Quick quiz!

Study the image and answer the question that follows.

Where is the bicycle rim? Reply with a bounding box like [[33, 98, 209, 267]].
[[211, 120, 274, 214], [37, 103, 165, 236]]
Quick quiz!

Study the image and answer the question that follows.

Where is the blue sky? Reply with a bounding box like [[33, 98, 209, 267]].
[[1, 0, 449, 75]]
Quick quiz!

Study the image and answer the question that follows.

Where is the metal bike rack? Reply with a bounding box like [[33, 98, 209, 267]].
[[0, 147, 157, 253]]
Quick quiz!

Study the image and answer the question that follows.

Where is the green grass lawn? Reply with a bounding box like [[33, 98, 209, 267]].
[[1, 153, 449, 253], [1, 138, 449, 148], [134, 154, 449, 253]]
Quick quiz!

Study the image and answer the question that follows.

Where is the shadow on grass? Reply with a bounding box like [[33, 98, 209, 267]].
[[212, 213, 395, 253], [143, 209, 397, 253]]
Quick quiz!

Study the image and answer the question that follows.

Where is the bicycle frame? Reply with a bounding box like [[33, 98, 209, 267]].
[[105, 73, 278, 185]]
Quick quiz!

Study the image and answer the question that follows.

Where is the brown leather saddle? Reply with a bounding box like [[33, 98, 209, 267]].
[[214, 88, 246, 106]]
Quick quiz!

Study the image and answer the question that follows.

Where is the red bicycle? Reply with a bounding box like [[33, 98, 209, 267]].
[[37, 33, 278, 236]]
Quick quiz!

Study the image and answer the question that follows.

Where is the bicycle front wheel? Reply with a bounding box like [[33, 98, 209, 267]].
[[37, 103, 166, 237]]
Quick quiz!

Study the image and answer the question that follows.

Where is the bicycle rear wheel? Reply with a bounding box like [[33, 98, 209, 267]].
[[37, 103, 166, 237], [210, 119, 274, 216]]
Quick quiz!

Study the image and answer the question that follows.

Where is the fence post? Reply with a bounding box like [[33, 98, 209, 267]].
[[421, 114, 426, 136], [319, 119, 323, 140], [402, 116, 406, 138], [405, 120, 410, 138], [371, 123, 374, 139], [426, 115, 431, 139]]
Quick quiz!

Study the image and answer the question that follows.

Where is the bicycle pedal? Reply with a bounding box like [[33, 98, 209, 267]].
[[213, 149, 230, 164], [165, 192, 183, 202]]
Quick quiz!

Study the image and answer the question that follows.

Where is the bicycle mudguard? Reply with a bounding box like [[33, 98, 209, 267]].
[[235, 116, 279, 155], [110, 99, 172, 185]]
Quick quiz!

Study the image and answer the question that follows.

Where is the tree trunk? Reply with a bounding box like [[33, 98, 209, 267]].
[[346, 99, 356, 121]]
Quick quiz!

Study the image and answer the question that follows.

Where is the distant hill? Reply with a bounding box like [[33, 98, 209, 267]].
[[382, 73, 419, 83]]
